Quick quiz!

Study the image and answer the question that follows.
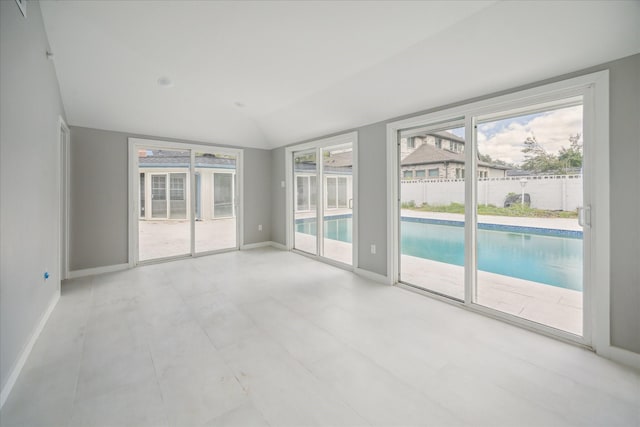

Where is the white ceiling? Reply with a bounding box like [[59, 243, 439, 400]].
[[41, 0, 640, 150]]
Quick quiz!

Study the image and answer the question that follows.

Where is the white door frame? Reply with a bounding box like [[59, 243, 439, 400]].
[[285, 131, 358, 270], [387, 71, 610, 352], [58, 117, 70, 281], [128, 138, 243, 266]]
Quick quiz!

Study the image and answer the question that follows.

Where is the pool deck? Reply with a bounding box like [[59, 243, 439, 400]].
[[295, 210, 583, 336]]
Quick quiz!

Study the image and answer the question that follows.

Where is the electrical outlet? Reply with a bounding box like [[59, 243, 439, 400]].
[[370, 244, 376, 255], [258, 224, 263, 231]]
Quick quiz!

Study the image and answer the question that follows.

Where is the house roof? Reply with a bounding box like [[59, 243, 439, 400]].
[[138, 150, 236, 169], [401, 143, 509, 169], [430, 131, 465, 144]]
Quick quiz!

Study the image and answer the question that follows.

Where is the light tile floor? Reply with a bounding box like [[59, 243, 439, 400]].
[[1, 248, 638, 427]]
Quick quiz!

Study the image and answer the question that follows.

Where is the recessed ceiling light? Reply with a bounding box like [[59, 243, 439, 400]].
[[157, 76, 173, 87], [234, 101, 245, 108]]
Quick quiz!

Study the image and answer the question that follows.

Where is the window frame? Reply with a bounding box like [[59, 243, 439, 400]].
[[386, 71, 610, 354]]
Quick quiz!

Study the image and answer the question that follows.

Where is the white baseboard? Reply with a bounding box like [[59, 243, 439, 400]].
[[354, 267, 390, 285], [269, 241, 287, 250], [241, 241, 287, 251], [240, 241, 272, 250], [601, 345, 640, 371], [66, 263, 129, 279], [0, 290, 60, 409]]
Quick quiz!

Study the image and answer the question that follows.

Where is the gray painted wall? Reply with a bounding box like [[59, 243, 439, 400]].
[[242, 148, 272, 244], [69, 127, 128, 270], [270, 147, 286, 246], [0, 1, 67, 391], [270, 54, 640, 354], [68, 126, 272, 271]]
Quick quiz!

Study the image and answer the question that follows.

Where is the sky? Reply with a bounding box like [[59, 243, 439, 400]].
[[446, 104, 583, 166]]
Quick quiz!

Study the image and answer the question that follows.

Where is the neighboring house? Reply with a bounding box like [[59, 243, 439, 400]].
[[138, 150, 236, 220], [294, 150, 353, 212], [400, 131, 508, 180]]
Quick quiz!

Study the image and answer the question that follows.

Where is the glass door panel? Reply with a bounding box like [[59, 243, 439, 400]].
[[474, 103, 584, 335], [399, 125, 465, 300], [138, 148, 190, 261], [151, 174, 167, 218], [322, 145, 353, 265], [169, 173, 187, 219], [214, 173, 234, 218], [194, 152, 237, 253], [293, 150, 318, 255]]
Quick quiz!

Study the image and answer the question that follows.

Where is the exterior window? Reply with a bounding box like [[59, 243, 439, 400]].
[[139, 173, 145, 218], [327, 177, 337, 208], [403, 170, 414, 179], [435, 138, 442, 149], [428, 168, 439, 177], [170, 174, 185, 200], [415, 169, 426, 178], [152, 175, 166, 201], [456, 168, 465, 179], [338, 177, 348, 208], [407, 137, 415, 149]]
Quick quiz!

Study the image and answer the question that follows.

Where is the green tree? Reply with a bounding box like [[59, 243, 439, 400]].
[[521, 134, 561, 173], [557, 133, 582, 171]]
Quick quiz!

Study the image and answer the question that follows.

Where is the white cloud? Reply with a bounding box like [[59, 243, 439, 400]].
[[477, 105, 583, 165]]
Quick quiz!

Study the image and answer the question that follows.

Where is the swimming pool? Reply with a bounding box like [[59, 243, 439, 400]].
[[296, 216, 583, 291]]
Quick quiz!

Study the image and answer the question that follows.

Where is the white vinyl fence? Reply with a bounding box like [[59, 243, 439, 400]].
[[401, 175, 583, 211]]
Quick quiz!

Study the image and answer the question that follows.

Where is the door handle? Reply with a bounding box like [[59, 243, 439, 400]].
[[577, 206, 591, 228]]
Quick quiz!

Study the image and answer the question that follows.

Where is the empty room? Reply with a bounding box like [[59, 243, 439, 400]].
[[1, 1, 639, 426]]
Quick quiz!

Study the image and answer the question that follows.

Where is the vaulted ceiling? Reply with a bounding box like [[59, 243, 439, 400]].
[[41, 1, 640, 149]]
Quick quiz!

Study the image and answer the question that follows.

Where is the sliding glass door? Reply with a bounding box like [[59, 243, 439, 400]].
[[474, 103, 584, 335], [393, 88, 594, 342], [293, 150, 318, 255], [399, 123, 465, 300], [138, 148, 191, 261], [194, 151, 237, 253], [289, 133, 356, 267], [132, 140, 241, 264]]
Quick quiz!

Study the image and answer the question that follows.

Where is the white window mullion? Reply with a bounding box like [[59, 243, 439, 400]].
[[190, 150, 196, 256], [464, 115, 477, 305], [317, 148, 324, 258]]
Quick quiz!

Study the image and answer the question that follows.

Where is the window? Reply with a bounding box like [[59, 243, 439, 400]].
[[152, 175, 166, 201], [170, 174, 185, 200], [389, 70, 609, 348], [428, 168, 439, 177], [407, 137, 415, 149], [338, 177, 348, 208], [327, 177, 337, 208], [403, 170, 414, 179], [415, 169, 426, 178], [435, 138, 442, 149], [456, 168, 465, 179]]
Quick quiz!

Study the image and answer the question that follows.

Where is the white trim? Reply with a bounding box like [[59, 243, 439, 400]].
[[602, 345, 640, 370], [66, 263, 129, 279], [354, 267, 388, 285], [241, 241, 290, 251], [0, 291, 59, 409], [386, 71, 610, 351], [240, 241, 274, 250], [58, 117, 70, 281], [269, 241, 287, 251], [128, 137, 243, 265], [128, 139, 137, 267], [285, 131, 358, 268]]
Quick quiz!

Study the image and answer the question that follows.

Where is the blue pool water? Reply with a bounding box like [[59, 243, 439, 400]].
[[297, 216, 583, 291]]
